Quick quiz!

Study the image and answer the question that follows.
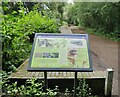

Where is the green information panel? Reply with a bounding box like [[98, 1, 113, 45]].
[[27, 33, 92, 71]]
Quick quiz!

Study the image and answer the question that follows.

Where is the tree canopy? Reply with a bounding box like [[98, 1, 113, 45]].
[[67, 2, 119, 41]]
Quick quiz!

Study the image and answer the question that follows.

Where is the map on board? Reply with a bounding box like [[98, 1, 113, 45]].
[[27, 34, 92, 71]]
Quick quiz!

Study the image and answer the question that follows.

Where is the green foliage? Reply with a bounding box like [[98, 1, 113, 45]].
[[76, 79, 91, 97], [16, 10, 59, 41], [2, 13, 32, 72], [2, 3, 60, 72], [2, 77, 97, 97], [46, 86, 60, 97], [64, 88, 70, 96], [42, 2, 65, 24], [85, 27, 119, 41], [2, 78, 59, 97], [76, 79, 98, 97], [67, 2, 119, 41]]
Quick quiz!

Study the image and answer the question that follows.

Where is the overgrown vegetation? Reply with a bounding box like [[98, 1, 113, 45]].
[[2, 76, 97, 97], [67, 2, 119, 41], [2, 13, 31, 72], [2, 2, 60, 72], [2, 2, 119, 72], [1, 2, 118, 97], [2, 78, 59, 96]]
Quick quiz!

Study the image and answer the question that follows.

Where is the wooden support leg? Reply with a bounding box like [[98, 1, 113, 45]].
[[44, 71, 48, 89], [105, 69, 114, 97], [74, 72, 77, 97]]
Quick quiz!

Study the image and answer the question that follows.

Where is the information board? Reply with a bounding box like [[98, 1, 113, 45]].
[[27, 33, 93, 71]]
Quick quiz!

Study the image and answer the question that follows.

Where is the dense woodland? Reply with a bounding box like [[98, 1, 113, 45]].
[[1, 2, 119, 96], [67, 2, 119, 40]]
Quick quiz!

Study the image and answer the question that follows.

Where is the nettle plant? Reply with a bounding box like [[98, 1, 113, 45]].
[[76, 79, 91, 97], [76, 79, 98, 97], [2, 78, 98, 97], [2, 78, 60, 97]]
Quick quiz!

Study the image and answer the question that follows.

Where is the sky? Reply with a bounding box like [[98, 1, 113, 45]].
[[67, 0, 74, 4]]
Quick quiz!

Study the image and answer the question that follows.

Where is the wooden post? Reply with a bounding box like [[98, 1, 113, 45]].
[[105, 69, 114, 96], [44, 71, 48, 89], [74, 72, 77, 97]]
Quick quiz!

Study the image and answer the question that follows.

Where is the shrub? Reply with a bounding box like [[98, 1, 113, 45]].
[[2, 9, 60, 72], [2, 13, 32, 72], [16, 10, 60, 42]]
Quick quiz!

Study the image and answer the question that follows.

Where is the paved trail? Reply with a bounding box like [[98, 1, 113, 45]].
[[69, 26, 119, 96]]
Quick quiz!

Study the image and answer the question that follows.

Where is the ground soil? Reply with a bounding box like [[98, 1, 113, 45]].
[[69, 26, 119, 96]]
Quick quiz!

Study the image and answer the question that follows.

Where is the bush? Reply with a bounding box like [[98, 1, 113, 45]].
[[2, 13, 31, 72], [2, 9, 60, 72], [16, 10, 60, 42]]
